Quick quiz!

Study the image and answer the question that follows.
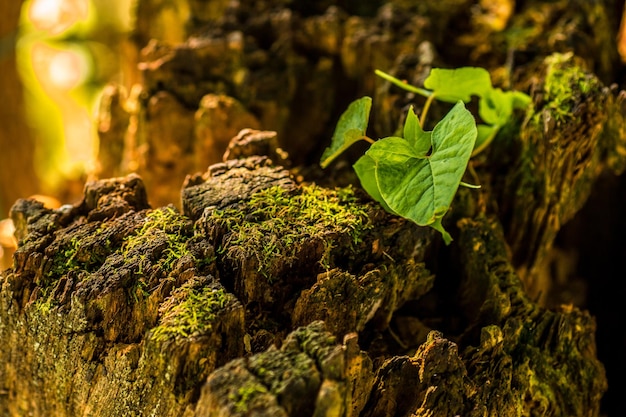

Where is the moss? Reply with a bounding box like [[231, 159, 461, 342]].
[[150, 286, 232, 343], [533, 52, 601, 124], [122, 207, 193, 273], [41, 223, 113, 309], [228, 383, 268, 413], [48, 235, 93, 279], [121, 207, 194, 300], [211, 184, 371, 281], [34, 287, 55, 314], [40, 207, 197, 308]]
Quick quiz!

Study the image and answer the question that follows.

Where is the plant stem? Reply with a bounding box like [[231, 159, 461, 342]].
[[459, 181, 481, 189], [363, 136, 375, 144], [420, 94, 436, 128], [471, 126, 500, 157], [375, 70, 432, 98]]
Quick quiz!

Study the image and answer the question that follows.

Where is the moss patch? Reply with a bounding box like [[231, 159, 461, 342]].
[[38, 207, 202, 310], [122, 207, 193, 274], [46, 223, 113, 280], [150, 285, 233, 343], [534, 52, 601, 123], [228, 383, 269, 413], [211, 184, 371, 280], [119, 207, 198, 302]]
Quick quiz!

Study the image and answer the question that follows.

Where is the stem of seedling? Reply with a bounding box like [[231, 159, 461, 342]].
[[420, 94, 436, 128], [459, 181, 481, 189], [374, 70, 432, 98], [471, 126, 501, 157], [363, 136, 375, 144]]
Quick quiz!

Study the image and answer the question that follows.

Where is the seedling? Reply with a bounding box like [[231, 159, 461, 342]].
[[321, 67, 530, 243]]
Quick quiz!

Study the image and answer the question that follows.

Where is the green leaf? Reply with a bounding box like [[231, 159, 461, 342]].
[[424, 67, 493, 103], [320, 96, 372, 168], [353, 155, 394, 213], [366, 101, 477, 242], [479, 88, 514, 126], [431, 218, 453, 245], [403, 105, 431, 156], [367, 136, 425, 161], [511, 90, 532, 109]]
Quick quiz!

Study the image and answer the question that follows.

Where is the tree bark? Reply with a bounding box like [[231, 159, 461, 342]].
[[2, 1, 626, 416]]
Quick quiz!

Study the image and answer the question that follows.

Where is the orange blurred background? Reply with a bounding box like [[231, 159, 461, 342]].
[[16, 0, 133, 203]]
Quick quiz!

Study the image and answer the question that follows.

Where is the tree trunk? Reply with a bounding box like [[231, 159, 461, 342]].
[[2, 1, 626, 416]]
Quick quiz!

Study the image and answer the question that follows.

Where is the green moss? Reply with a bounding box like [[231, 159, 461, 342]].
[[150, 286, 232, 343], [35, 207, 205, 310], [34, 287, 55, 314], [42, 226, 108, 308], [123, 207, 193, 273], [48, 236, 90, 279], [534, 53, 600, 123], [228, 383, 268, 413], [121, 207, 194, 301], [212, 184, 370, 281]]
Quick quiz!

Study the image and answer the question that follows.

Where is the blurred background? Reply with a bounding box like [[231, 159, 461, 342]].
[[1, 0, 134, 217]]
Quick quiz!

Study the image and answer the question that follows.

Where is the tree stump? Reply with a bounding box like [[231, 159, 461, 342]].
[[2, 1, 626, 416]]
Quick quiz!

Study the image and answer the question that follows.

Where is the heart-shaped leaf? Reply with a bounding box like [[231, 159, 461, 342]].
[[479, 88, 514, 126], [364, 101, 477, 243], [353, 154, 394, 213]]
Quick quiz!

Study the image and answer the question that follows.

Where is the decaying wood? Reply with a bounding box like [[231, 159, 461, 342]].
[[496, 53, 626, 301], [0, 149, 435, 416], [0, 114, 616, 415], [3, 1, 626, 416]]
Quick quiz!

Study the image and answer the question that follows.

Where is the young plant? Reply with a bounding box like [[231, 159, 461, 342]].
[[320, 67, 530, 244]]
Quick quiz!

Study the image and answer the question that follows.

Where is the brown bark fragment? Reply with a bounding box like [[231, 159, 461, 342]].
[[181, 156, 296, 219], [293, 263, 434, 337], [195, 95, 261, 166], [363, 331, 472, 417], [223, 129, 289, 166]]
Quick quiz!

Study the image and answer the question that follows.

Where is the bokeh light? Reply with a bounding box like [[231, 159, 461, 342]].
[[32, 42, 90, 91], [29, 0, 89, 35]]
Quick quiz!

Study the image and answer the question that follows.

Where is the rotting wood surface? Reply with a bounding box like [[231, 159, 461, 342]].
[[0, 122, 615, 416], [3, 1, 626, 416]]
